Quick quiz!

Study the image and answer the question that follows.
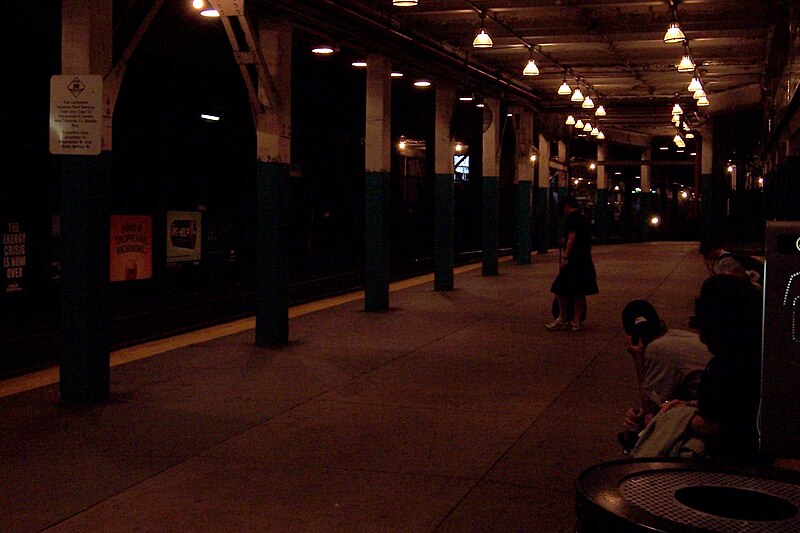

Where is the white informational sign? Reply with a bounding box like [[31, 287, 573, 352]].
[[167, 211, 202, 264], [49, 75, 102, 155]]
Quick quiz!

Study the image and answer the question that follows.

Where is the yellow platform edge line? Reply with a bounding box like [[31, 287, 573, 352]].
[[0, 259, 507, 398]]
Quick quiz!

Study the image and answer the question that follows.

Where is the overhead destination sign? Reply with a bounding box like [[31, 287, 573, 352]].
[[49, 75, 102, 155]]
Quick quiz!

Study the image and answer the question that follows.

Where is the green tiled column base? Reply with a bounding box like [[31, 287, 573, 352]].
[[256, 161, 289, 346], [482, 175, 499, 275], [365, 171, 390, 311], [594, 188, 609, 244], [514, 181, 532, 264], [435, 173, 454, 291], [60, 152, 111, 403], [536, 187, 549, 254]]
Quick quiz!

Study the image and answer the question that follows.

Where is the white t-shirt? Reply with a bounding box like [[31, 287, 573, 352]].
[[642, 328, 712, 404]]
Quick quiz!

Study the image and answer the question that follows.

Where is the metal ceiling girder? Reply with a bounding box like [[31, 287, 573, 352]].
[[208, 0, 280, 120]]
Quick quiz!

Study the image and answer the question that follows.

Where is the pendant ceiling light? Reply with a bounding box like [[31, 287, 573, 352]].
[[677, 53, 695, 73], [686, 132, 695, 139], [558, 79, 572, 95], [688, 77, 703, 92], [672, 103, 683, 115], [571, 87, 585, 102], [590, 127, 599, 136], [697, 95, 710, 106], [583, 122, 593, 132], [597, 131, 605, 140], [693, 88, 706, 99], [566, 115, 576, 125], [575, 119, 585, 129], [393, 0, 418, 5], [595, 105, 606, 117], [672, 114, 680, 125], [472, 12, 493, 48], [523, 52, 540, 76], [663, 22, 685, 44], [582, 96, 595, 109]]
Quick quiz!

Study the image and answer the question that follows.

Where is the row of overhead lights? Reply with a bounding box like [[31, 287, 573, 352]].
[[663, 0, 708, 147]]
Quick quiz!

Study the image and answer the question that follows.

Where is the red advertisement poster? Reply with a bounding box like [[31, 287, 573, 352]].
[[109, 215, 152, 282]]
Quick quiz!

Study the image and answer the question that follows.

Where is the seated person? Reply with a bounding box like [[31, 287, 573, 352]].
[[619, 299, 712, 448], [660, 273, 763, 461], [701, 242, 763, 285]]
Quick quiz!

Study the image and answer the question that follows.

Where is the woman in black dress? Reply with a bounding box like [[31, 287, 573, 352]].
[[546, 195, 598, 331]]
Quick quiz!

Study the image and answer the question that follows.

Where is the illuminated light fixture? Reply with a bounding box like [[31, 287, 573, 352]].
[[530, 154, 537, 162], [686, 132, 695, 139], [459, 94, 474, 101], [650, 216, 660, 226], [681, 191, 689, 199], [672, 103, 683, 115], [193, 0, 220, 17], [683, 122, 691, 131], [391, 71, 404, 78], [583, 122, 592, 132], [507, 113, 513, 117], [660, 146, 669, 150], [677, 52, 695, 73], [413, 79, 431, 87], [590, 163, 596, 170], [582, 96, 595, 109], [693, 88, 706, 99], [688, 77, 702, 92], [575, 119, 585, 129], [571, 87, 585, 102], [565, 115, 576, 125], [595, 105, 606, 117], [398, 140, 407, 150], [558, 79, 572, 95], [676, 149, 685, 153], [672, 115, 680, 125], [473, 29, 493, 48], [523, 59, 539, 76], [690, 152, 697, 156], [590, 127, 599, 136], [351, 61, 367, 68], [697, 95, 710, 106], [596, 131, 605, 140], [472, 13, 493, 48], [663, 22, 685, 44], [312, 45, 335, 54], [455, 142, 463, 152], [200, 113, 220, 122], [393, 0, 418, 5]]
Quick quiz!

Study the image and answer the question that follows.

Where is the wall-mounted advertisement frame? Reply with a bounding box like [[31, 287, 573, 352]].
[[109, 215, 152, 282], [166, 211, 202, 264]]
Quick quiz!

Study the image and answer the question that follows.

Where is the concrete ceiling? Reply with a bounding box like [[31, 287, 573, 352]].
[[258, 0, 784, 139]]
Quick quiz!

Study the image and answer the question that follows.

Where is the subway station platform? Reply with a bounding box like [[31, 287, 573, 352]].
[[1, 242, 710, 532]]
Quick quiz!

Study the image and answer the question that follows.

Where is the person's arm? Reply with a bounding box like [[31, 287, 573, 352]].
[[561, 230, 576, 267], [625, 335, 650, 409], [690, 413, 720, 436]]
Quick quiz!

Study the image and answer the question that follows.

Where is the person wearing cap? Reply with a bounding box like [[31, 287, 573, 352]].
[[619, 299, 712, 445]]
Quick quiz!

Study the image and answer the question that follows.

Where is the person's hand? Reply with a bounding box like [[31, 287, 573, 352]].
[[625, 335, 644, 359], [623, 407, 644, 433], [659, 399, 694, 413]]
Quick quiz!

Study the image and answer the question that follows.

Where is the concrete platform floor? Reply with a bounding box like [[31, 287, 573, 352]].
[[0, 242, 710, 532]]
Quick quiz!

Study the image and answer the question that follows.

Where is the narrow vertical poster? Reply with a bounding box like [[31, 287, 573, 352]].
[[3, 221, 27, 293]]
